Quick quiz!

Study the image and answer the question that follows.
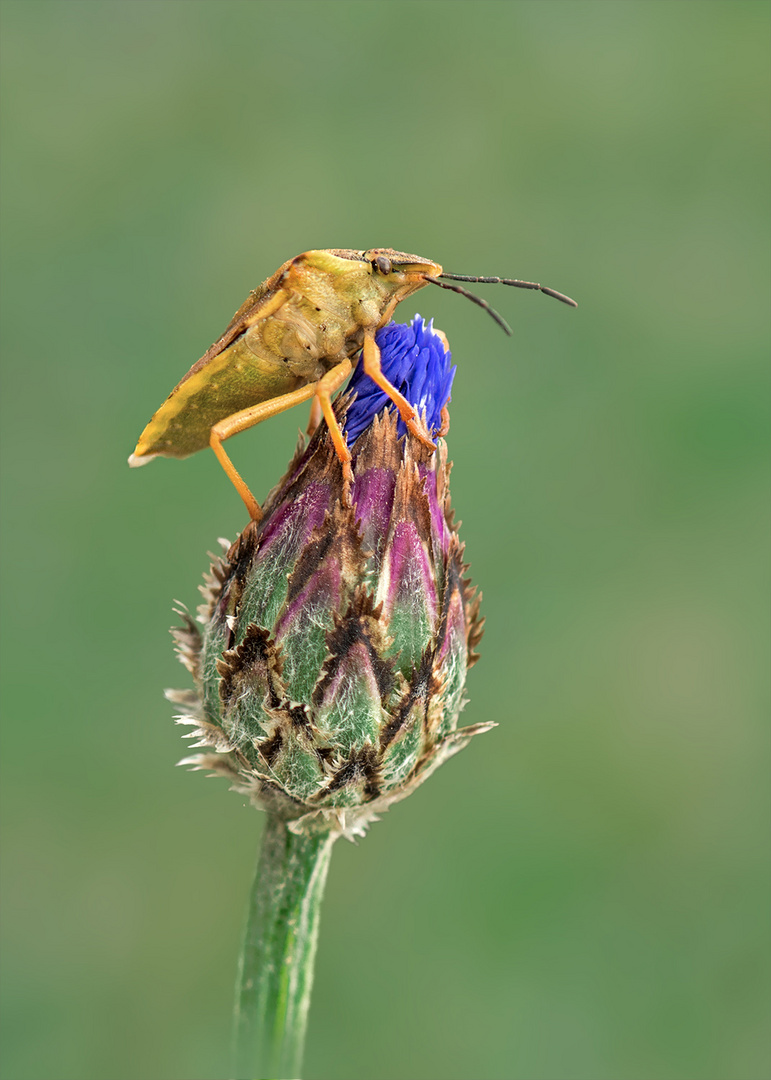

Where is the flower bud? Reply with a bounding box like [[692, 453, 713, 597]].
[[171, 316, 491, 838]]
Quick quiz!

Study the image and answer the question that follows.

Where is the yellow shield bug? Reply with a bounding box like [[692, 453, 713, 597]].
[[129, 248, 576, 519]]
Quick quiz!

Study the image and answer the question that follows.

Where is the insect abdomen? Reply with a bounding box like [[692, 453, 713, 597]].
[[133, 340, 304, 460]]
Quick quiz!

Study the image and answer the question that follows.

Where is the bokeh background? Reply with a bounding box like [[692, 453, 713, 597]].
[[1, 3, 768, 1079]]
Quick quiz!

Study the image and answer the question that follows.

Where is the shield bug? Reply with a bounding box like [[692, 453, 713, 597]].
[[129, 248, 576, 519]]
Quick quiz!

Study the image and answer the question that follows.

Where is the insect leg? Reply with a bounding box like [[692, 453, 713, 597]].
[[195, 287, 291, 370], [210, 381, 319, 520], [306, 396, 323, 436], [313, 358, 354, 497], [362, 332, 436, 450], [241, 288, 290, 327]]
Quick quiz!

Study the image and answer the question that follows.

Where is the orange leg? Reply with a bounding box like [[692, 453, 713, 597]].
[[209, 359, 354, 520], [434, 328, 450, 353], [362, 332, 436, 450], [306, 396, 322, 435], [242, 287, 291, 329], [313, 358, 354, 501], [210, 381, 319, 520], [437, 406, 450, 438]]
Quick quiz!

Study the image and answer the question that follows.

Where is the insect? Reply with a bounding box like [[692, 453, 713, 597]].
[[129, 248, 576, 520]]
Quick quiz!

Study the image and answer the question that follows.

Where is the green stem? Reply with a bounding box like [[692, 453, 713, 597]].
[[233, 815, 336, 1080]]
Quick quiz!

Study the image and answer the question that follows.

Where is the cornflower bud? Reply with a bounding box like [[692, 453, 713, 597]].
[[171, 315, 491, 839]]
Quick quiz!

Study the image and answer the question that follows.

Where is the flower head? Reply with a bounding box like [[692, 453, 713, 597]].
[[170, 316, 489, 838]]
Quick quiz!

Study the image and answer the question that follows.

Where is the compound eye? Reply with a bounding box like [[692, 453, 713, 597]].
[[373, 255, 392, 275]]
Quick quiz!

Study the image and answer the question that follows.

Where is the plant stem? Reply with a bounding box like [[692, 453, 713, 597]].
[[233, 815, 336, 1080]]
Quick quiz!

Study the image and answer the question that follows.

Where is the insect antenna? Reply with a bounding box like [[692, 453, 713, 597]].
[[424, 276, 513, 336], [439, 273, 578, 308]]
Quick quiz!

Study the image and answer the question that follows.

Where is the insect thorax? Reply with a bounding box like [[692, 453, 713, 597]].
[[242, 292, 365, 378]]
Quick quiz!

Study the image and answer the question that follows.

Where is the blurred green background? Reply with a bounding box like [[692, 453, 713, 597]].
[[1, 3, 768, 1079]]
